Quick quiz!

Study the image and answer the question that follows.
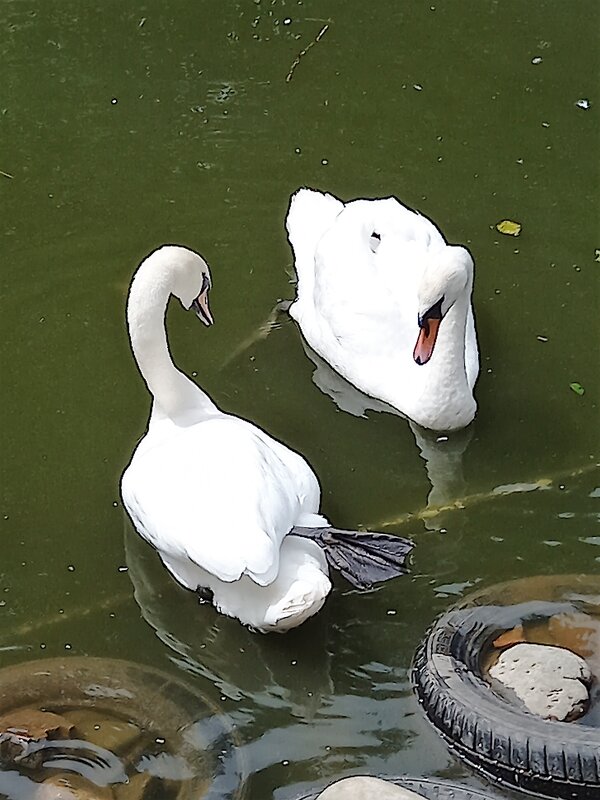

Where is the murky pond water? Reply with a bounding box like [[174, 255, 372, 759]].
[[1, 1, 598, 798]]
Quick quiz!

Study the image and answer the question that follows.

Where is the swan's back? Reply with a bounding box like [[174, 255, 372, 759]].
[[121, 416, 320, 586]]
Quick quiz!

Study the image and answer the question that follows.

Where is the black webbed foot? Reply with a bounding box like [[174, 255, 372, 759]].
[[291, 526, 414, 591]]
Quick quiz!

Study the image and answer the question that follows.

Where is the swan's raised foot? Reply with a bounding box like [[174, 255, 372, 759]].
[[291, 526, 414, 591]]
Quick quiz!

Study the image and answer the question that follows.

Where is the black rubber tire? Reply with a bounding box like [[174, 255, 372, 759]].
[[413, 604, 600, 800]]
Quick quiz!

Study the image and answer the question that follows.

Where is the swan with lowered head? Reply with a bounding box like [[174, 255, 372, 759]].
[[120, 245, 413, 632], [286, 189, 479, 431]]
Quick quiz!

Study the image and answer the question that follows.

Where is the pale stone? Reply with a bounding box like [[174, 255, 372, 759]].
[[489, 642, 591, 721], [34, 773, 113, 799], [317, 776, 427, 799]]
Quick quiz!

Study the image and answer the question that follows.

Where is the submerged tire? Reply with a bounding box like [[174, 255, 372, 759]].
[[413, 597, 600, 800]]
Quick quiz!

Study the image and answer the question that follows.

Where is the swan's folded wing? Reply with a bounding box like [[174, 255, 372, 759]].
[[286, 189, 344, 297], [121, 417, 318, 587]]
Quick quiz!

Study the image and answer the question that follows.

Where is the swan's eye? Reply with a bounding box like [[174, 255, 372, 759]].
[[369, 231, 381, 253]]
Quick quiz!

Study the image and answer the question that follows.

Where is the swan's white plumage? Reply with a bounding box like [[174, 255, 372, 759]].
[[121, 245, 331, 632], [287, 189, 479, 431]]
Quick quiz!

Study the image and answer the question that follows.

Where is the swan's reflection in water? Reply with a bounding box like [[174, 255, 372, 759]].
[[301, 342, 473, 516], [124, 527, 451, 794], [124, 526, 334, 716]]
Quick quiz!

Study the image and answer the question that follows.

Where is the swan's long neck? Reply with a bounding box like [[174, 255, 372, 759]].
[[416, 287, 476, 430], [127, 258, 217, 425]]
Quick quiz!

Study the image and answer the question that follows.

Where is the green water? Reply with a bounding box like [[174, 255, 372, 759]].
[[1, 1, 598, 798]]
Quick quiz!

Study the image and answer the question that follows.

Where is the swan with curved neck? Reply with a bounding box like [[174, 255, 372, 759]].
[[121, 245, 413, 632], [286, 190, 479, 431]]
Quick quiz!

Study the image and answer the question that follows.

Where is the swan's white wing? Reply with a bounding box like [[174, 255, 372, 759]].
[[121, 416, 320, 587], [286, 188, 344, 311]]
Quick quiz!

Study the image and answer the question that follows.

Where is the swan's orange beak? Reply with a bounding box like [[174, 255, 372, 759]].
[[413, 297, 444, 365], [413, 317, 441, 365], [192, 291, 213, 326]]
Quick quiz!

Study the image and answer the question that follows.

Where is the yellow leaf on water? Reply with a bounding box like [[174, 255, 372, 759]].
[[496, 219, 522, 236]]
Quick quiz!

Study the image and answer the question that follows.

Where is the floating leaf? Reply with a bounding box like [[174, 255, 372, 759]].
[[496, 219, 521, 236], [570, 382, 585, 396]]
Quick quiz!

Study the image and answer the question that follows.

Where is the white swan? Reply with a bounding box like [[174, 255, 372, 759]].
[[121, 245, 413, 633], [286, 189, 479, 431]]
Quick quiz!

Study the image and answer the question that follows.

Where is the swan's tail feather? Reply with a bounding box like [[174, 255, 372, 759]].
[[291, 527, 413, 591]]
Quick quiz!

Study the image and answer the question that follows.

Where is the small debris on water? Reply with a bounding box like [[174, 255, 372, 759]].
[[496, 219, 521, 237], [569, 382, 585, 396]]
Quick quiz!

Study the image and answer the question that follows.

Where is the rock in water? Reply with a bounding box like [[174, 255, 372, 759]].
[[489, 642, 592, 721], [317, 776, 427, 799]]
